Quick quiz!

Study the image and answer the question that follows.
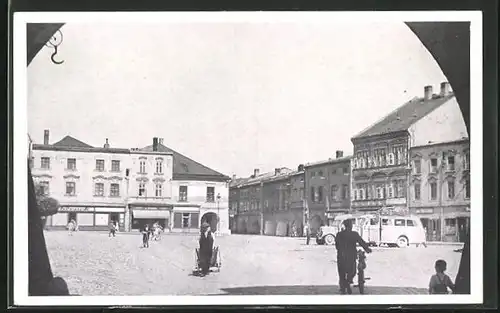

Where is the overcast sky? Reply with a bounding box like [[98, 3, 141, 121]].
[[27, 21, 447, 177]]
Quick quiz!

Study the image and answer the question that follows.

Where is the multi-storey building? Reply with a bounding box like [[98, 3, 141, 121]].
[[32, 131, 133, 231], [304, 151, 351, 233], [31, 132, 231, 234], [231, 169, 274, 235], [350, 82, 468, 215], [409, 139, 470, 242], [261, 167, 297, 236]]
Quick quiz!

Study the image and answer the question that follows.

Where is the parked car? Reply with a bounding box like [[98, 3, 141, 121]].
[[316, 214, 371, 245], [316, 213, 427, 248]]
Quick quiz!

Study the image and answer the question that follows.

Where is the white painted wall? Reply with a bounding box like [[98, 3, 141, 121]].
[[172, 180, 230, 234], [31, 149, 130, 207], [409, 97, 469, 147], [128, 153, 174, 199]]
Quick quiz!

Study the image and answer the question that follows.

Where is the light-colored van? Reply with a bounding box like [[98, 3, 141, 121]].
[[317, 213, 427, 247]]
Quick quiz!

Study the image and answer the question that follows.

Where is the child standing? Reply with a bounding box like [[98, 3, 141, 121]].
[[429, 259, 455, 294], [141, 224, 150, 248]]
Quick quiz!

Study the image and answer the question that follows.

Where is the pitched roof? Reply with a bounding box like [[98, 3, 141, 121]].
[[52, 135, 94, 148], [304, 155, 352, 168], [352, 93, 455, 140], [141, 143, 228, 180]]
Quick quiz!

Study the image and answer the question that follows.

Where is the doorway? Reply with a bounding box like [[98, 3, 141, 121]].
[[457, 217, 468, 242]]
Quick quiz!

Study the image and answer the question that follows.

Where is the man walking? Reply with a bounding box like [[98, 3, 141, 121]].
[[304, 223, 311, 245], [335, 219, 372, 294]]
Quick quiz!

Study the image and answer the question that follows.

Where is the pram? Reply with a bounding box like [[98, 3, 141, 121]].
[[193, 246, 222, 274]]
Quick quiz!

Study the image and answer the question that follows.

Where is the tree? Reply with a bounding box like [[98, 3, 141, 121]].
[[34, 183, 59, 217]]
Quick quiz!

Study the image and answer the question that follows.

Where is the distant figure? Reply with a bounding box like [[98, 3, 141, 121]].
[[141, 224, 150, 248], [67, 219, 77, 236], [198, 222, 214, 276], [335, 219, 372, 294], [304, 224, 311, 245], [429, 259, 455, 294], [109, 221, 116, 237]]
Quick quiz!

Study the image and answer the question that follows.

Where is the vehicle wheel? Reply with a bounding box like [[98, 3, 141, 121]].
[[397, 236, 409, 247], [358, 271, 365, 295], [324, 234, 335, 245]]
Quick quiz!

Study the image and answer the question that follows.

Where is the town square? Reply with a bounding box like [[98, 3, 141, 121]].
[[21, 15, 475, 300]]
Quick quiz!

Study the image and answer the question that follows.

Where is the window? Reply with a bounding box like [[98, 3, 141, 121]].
[[388, 153, 395, 165], [110, 183, 120, 197], [376, 185, 384, 199], [414, 159, 421, 174], [67, 158, 76, 170], [182, 213, 190, 228], [374, 148, 386, 167], [96, 159, 105, 171], [65, 182, 76, 196], [41, 157, 50, 169], [318, 170, 323, 177], [414, 183, 421, 200], [447, 180, 455, 199], [94, 183, 104, 196], [445, 218, 456, 227], [155, 183, 163, 197], [206, 186, 215, 202], [317, 186, 323, 202], [430, 182, 437, 200], [310, 187, 315, 202], [342, 184, 348, 200], [156, 159, 163, 174], [353, 189, 358, 200], [343, 167, 349, 174], [111, 160, 120, 172], [463, 152, 470, 170], [394, 219, 405, 226], [430, 158, 438, 173], [38, 181, 50, 196], [370, 218, 379, 226], [300, 187, 305, 200], [310, 171, 315, 178], [406, 219, 416, 227], [331, 185, 338, 201], [139, 160, 146, 173], [465, 179, 470, 199], [138, 183, 146, 196], [332, 169, 337, 174], [387, 185, 394, 198], [381, 219, 391, 226], [179, 186, 188, 201], [447, 156, 455, 171]]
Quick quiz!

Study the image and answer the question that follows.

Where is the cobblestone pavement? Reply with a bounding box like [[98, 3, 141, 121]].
[[44, 231, 462, 296]]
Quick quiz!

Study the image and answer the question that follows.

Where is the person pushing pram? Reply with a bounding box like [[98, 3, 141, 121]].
[[194, 222, 221, 276]]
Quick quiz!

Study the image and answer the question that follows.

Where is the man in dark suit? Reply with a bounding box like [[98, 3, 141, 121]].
[[335, 219, 372, 294]]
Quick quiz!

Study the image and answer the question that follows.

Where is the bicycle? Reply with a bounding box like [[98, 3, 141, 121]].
[[353, 249, 370, 294]]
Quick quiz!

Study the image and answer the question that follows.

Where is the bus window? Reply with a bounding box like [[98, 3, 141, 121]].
[[370, 218, 379, 225], [394, 219, 405, 226], [381, 218, 391, 226], [406, 219, 416, 226]]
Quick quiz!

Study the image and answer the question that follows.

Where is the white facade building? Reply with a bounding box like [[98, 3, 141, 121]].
[[31, 132, 231, 234]]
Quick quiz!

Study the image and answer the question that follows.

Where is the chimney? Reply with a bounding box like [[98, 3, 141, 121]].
[[275, 168, 281, 175], [43, 129, 49, 145], [103, 138, 110, 149], [440, 82, 451, 97], [336, 150, 344, 158], [298, 164, 305, 172], [153, 137, 158, 151], [424, 85, 433, 100], [253, 168, 260, 177], [159, 138, 164, 145], [232, 174, 236, 180]]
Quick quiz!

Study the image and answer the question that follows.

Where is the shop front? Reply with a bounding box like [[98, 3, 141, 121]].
[[130, 206, 171, 231], [47, 206, 125, 231], [412, 206, 470, 242], [172, 206, 200, 233]]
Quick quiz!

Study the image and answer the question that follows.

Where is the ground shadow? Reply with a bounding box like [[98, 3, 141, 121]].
[[219, 285, 429, 295]]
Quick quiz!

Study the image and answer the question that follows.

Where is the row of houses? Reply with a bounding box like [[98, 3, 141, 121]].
[[229, 82, 470, 242], [30, 133, 232, 234]]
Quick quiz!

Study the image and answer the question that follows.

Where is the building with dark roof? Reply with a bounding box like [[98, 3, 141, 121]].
[[303, 151, 352, 234], [349, 82, 469, 219], [31, 131, 231, 234]]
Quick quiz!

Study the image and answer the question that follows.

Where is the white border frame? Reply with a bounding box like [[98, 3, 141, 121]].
[[13, 11, 483, 306]]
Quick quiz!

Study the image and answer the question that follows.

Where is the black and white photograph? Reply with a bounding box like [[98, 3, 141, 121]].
[[13, 11, 483, 306]]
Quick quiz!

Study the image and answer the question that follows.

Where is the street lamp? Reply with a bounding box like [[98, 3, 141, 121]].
[[216, 193, 221, 235]]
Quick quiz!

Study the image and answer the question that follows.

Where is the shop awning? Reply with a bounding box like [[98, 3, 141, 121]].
[[132, 210, 170, 219]]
